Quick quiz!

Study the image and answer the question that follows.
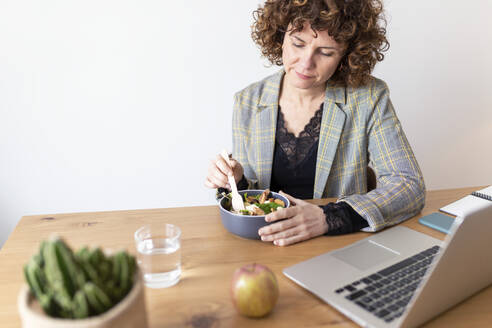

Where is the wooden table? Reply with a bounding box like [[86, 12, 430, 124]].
[[1, 186, 491, 327]]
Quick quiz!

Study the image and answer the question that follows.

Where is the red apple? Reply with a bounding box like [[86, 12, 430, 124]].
[[231, 263, 279, 318]]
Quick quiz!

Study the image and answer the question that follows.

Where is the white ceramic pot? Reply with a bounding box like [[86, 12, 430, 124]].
[[18, 272, 148, 328]]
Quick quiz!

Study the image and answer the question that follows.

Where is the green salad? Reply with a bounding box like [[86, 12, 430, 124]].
[[223, 189, 285, 216]]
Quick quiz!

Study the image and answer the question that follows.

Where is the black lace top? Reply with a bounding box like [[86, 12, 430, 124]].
[[268, 103, 368, 235], [269, 106, 323, 199]]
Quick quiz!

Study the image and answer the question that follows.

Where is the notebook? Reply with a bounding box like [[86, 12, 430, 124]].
[[439, 185, 492, 217], [283, 202, 492, 328]]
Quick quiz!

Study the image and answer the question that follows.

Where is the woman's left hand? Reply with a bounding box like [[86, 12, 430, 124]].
[[258, 191, 329, 246]]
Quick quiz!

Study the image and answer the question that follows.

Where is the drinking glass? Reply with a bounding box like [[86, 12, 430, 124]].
[[134, 223, 181, 288]]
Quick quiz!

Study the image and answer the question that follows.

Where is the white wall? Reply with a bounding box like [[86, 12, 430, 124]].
[[1, 0, 491, 248]]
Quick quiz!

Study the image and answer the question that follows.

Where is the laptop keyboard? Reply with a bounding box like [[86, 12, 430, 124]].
[[334, 245, 441, 323]]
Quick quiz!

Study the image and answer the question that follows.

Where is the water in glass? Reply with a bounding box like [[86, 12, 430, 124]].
[[137, 237, 181, 288]]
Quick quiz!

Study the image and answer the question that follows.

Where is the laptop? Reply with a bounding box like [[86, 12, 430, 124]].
[[283, 202, 492, 327]]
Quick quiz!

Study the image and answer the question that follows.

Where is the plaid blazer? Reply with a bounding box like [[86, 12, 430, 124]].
[[232, 70, 425, 232]]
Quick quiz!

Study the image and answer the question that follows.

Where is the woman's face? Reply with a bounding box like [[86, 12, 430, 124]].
[[282, 22, 344, 90]]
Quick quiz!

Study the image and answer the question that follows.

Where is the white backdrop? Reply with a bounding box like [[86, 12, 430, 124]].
[[1, 0, 491, 248]]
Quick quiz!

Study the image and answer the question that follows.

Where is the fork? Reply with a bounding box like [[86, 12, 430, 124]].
[[220, 150, 245, 211]]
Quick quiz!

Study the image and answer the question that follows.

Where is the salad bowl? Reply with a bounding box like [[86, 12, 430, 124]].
[[218, 189, 290, 240]]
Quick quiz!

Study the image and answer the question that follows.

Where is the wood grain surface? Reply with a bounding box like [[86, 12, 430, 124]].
[[1, 186, 490, 328]]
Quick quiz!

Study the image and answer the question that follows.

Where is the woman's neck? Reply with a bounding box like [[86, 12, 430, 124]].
[[280, 74, 326, 109]]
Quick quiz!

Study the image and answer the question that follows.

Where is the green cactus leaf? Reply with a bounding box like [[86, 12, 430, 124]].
[[55, 239, 86, 293], [39, 240, 48, 266], [24, 264, 38, 297], [111, 254, 121, 284], [128, 255, 136, 287], [79, 258, 100, 285], [98, 259, 112, 282], [38, 294, 58, 317], [89, 248, 104, 267], [43, 241, 71, 295], [75, 246, 90, 261], [52, 292, 73, 316], [118, 252, 130, 293], [73, 290, 89, 319], [83, 282, 109, 315], [94, 284, 112, 310], [25, 257, 45, 297]]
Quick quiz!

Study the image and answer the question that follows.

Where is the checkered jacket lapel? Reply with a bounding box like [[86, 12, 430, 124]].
[[254, 72, 282, 188], [314, 83, 347, 198]]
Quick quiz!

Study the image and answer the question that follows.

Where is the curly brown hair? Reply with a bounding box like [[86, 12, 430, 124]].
[[251, 0, 389, 87]]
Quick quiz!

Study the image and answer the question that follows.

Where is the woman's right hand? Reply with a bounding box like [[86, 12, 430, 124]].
[[204, 154, 244, 189]]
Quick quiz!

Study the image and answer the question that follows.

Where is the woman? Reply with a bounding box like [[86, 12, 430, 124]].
[[205, 0, 425, 246]]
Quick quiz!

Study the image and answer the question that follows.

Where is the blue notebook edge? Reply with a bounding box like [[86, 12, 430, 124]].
[[419, 213, 455, 234]]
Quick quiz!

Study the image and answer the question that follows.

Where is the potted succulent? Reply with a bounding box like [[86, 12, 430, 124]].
[[18, 237, 148, 328]]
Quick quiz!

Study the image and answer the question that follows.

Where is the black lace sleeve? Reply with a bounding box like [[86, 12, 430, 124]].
[[320, 202, 369, 235]]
